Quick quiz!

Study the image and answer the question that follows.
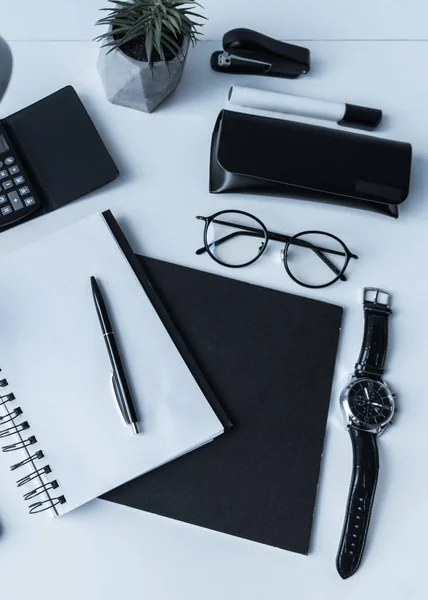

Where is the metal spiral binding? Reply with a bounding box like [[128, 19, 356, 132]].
[[0, 373, 66, 514]]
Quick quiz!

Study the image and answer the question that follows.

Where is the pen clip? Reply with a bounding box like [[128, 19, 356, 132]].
[[111, 371, 129, 424]]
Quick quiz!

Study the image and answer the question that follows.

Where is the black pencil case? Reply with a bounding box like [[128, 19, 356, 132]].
[[209, 110, 412, 217]]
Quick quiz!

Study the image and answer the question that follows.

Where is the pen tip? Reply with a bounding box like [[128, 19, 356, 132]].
[[131, 422, 140, 435]]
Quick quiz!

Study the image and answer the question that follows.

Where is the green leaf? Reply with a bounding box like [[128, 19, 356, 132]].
[[145, 27, 153, 66], [170, 8, 184, 22], [181, 10, 206, 20], [159, 36, 180, 57], [157, 43, 169, 70], [117, 15, 150, 36], [160, 31, 182, 51], [162, 19, 179, 37], [170, 1, 204, 7], [154, 19, 162, 50], [166, 13, 181, 31]]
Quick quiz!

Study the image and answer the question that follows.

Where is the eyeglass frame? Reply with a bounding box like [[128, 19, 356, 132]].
[[196, 209, 358, 289]]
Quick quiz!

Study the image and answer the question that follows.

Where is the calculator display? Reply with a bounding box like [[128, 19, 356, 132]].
[[0, 134, 9, 154]]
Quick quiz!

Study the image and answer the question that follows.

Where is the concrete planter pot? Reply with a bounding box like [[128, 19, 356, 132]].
[[97, 35, 189, 113]]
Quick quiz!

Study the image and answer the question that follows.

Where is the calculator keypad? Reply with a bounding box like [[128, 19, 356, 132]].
[[0, 140, 40, 227]]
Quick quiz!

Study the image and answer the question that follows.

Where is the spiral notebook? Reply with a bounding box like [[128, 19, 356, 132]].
[[0, 211, 227, 516]]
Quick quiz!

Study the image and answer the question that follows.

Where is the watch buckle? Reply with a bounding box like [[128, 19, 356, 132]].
[[363, 287, 391, 309]]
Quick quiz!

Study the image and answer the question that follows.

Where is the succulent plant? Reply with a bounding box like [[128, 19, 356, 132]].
[[95, 0, 205, 68]]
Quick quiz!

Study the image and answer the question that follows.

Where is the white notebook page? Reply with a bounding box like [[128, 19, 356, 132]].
[[0, 212, 224, 515]]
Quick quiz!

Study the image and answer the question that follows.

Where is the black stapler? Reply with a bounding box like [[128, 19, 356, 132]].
[[211, 28, 310, 79]]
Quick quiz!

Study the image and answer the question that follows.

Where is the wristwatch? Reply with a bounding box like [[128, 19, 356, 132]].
[[336, 288, 395, 579]]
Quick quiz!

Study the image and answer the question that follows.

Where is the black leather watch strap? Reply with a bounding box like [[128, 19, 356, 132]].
[[355, 289, 392, 378], [336, 427, 379, 579]]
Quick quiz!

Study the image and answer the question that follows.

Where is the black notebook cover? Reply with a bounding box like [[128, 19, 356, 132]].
[[103, 251, 343, 555]]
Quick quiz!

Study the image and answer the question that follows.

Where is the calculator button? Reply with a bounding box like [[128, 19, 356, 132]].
[[24, 196, 36, 207], [0, 195, 6, 204], [8, 165, 19, 175], [4, 157, 14, 165], [3, 180, 13, 190], [1, 206, 12, 216], [19, 186, 30, 196], [0, 161, 3, 168], [0, 170, 8, 179], [14, 176, 25, 186], [7, 191, 24, 210]]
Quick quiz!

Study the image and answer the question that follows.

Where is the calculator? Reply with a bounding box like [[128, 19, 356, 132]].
[[0, 86, 119, 233], [0, 124, 41, 228]]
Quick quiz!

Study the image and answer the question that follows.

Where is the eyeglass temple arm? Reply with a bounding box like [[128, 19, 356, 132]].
[[266, 230, 357, 260], [197, 217, 357, 258], [196, 228, 347, 280]]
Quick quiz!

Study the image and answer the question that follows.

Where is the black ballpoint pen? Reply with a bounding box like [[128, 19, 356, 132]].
[[90, 276, 140, 435]]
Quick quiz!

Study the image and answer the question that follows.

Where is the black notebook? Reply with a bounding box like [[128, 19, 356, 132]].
[[103, 256, 343, 555]]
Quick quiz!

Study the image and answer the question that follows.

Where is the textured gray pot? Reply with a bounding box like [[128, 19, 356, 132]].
[[97, 35, 189, 113]]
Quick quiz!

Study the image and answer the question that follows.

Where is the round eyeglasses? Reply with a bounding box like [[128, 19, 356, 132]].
[[196, 210, 358, 289]]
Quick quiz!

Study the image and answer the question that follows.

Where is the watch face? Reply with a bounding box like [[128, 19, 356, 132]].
[[344, 378, 394, 427]]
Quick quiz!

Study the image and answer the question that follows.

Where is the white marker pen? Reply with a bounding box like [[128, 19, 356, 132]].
[[228, 85, 382, 130]]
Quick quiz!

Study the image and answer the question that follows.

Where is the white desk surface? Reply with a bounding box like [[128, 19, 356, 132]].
[[0, 22, 427, 600], [3, 0, 428, 40]]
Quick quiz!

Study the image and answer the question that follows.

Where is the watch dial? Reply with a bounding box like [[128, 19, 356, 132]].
[[347, 379, 394, 426]]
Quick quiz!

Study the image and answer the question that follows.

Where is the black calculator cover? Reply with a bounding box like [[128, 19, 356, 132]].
[[2, 86, 119, 212]]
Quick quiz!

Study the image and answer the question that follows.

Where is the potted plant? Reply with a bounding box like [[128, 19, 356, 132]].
[[96, 0, 205, 113]]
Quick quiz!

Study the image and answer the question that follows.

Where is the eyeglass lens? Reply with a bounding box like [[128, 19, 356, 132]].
[[284, 232, 348, 288], [205, 212, 267, 267]]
